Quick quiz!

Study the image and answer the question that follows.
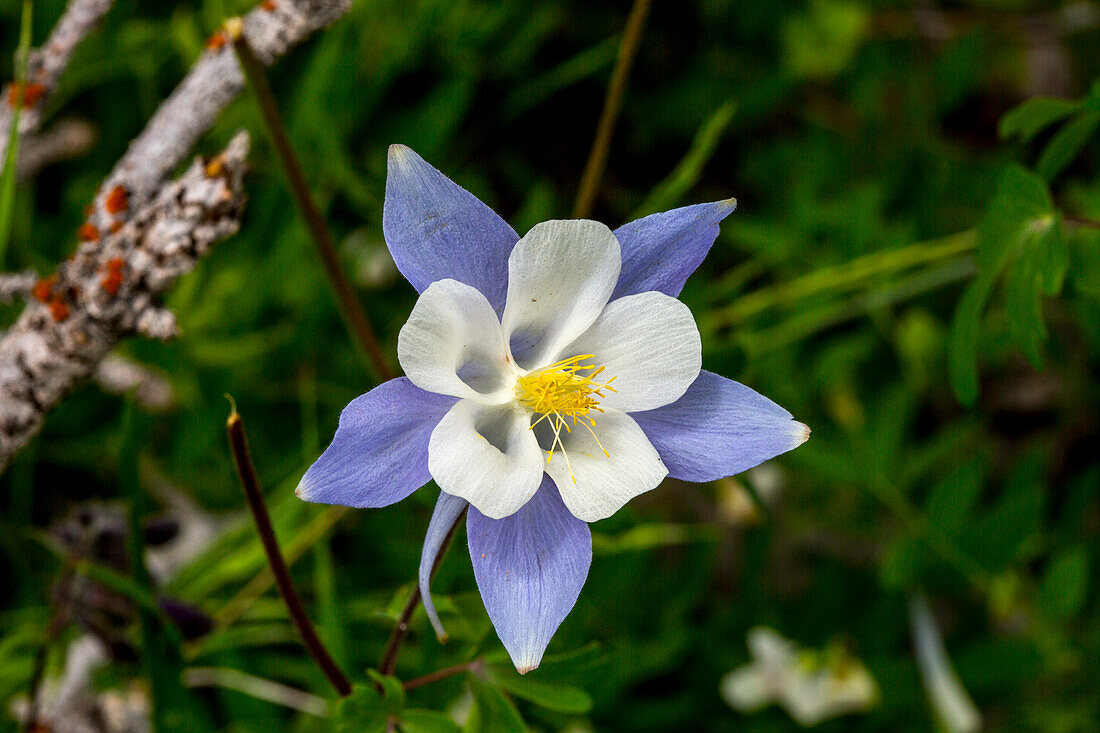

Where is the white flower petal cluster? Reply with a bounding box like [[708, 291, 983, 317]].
[[721, 627, 879, 727], [398, 219, 701, 521]]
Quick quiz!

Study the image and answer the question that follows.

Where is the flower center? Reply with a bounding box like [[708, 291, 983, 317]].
[[514, 354, 617, 483]]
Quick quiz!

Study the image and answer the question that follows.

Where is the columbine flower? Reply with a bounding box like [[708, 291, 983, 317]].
[[297, 145, 809, 672], [721, 627, 878, 727]]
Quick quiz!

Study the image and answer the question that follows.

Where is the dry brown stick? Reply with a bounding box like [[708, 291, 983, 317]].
[[403, 659, 484, 692], [377, 507, 467, 676], [229, 22, 394, 381], [572, 0, 653, 219], [226, 403, 352, 697]]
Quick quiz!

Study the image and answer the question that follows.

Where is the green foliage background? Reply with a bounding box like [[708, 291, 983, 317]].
[[2, 0, 1099, 730]]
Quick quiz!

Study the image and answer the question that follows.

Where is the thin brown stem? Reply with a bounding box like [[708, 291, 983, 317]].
[[228, 20, 394, 382], [403, 658, 484, 691], [1066, 215, 1100, 229], [571, 0, 653, 219], [226, 401, 352, 697], [377, 507, 467, 676]]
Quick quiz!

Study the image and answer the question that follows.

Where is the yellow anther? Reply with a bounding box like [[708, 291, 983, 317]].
[[514, 354, 616, 482]]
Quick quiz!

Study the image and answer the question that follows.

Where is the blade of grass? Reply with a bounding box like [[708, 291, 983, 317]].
[[631, 100, 737, 218], [0, 0, 34, 268]]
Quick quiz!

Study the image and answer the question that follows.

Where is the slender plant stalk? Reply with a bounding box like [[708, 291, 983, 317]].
[[712, 229, 977, 326], [403, 659, 484, 691], [226, 400, 352, 697], [227, 20, 394, 382], [0, 0, 33, 269], [378, 507, 467, 676], [572, 0, 653, 219]]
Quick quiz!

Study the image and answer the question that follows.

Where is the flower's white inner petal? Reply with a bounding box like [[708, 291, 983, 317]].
[[563, 291, 701, 413], [428, 400, 544, 519], [542, 408, 667, 522], [502, 220, 621, 370], [398, 279, 512, 402]]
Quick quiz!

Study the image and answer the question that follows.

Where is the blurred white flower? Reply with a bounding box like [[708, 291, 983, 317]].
[[720, 627, 878, 727], [909, 594, 981, 733]]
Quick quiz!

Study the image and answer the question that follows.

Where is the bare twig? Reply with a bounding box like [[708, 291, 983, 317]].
[[572, 0, 653, 219], [377, 507, 466, 676], [0, 133, 250, 471], [0, 269, 35, 303], [403, 659, 484, 691], [226, 403, 353, 697], [16, 119, 96, 180], [229, 22, 394, 381]]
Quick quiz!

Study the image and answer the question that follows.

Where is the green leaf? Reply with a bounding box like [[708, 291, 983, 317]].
[[1067, 229, 1100, 296], [464, 675, 526, 733], [878, 533, 926, 590], [925, 460, 984, 535], [487, 665, 593, 714], [782, 0, 870, 80], [1038, 547, 1089, 620], [948, 164, 1059, 404], [400, 709, 462, 733], [998, 97, 1081, 142], [1004, 215, 1067, 366], [334, 680, 402, 733], [1036, 111, 1100, 181]]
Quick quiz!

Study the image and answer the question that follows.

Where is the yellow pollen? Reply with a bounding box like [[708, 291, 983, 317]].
[[514, 354, 616, 483]]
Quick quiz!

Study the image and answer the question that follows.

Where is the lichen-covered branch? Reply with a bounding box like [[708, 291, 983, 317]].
[[0, 132, 250, 471], [0, 0, 352, 471], [88, 0, 351, 233], [0, 0, 115, 163]]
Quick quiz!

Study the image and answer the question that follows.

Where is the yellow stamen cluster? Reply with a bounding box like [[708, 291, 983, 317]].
[[514, 354, 617, 483]]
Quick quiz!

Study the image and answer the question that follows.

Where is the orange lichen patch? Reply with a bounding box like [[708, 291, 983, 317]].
[[101, 258, 125, 296], [260, 0, 278, 9], [206, 31, 227, 50], [104, 185, 129, 215], [6, 81, 46, 108], [110, 221, 123, 234], [77, 223, 100, 242], [32, 275, 57, 303], [49, 297, 69, 322], [204, 156, 225, 178]]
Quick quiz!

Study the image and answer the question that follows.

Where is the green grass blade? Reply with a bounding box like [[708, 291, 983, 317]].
[[0, 0, 34, 268]]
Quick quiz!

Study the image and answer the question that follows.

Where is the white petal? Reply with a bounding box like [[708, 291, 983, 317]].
[[398, 279, 512, 401], [565, 291, 701, 412], [543, 408, 667, 522], [428, 400, 544, 519], [502, 220, 620, 370]]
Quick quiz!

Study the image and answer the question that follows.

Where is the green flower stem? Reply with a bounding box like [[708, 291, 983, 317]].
[[226, 401, 352, 697], [0, 0, 33, 269], [228, 20, 394, 382]]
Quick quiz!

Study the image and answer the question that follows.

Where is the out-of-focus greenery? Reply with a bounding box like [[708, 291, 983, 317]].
[[2, 0, 1099, 730]]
